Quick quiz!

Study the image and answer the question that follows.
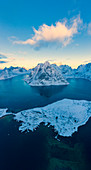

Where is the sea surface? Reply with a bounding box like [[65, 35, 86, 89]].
[[0, 75, 91, 170]]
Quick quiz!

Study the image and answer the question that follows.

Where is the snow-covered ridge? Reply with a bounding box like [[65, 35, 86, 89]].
[[0, 66, 28, 80], [25, 61, 69, 86], [59, 63, 91, 81], [0, 62, 91, 81]]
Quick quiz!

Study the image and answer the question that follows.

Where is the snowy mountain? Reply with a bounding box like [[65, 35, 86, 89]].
[[59, 65, 74, 78], [0, 62, 90, 82], [59, 63, 91, 81], [75, 63, 91, 80], [0, 66, 28, 80], [25, 61, 69, 86]]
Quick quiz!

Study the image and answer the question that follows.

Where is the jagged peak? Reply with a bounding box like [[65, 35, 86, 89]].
[[25, 61, 68, 86]]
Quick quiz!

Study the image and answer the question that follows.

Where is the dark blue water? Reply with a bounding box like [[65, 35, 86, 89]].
[[0, 75, 91, 170], [0, 75, 91, 112]]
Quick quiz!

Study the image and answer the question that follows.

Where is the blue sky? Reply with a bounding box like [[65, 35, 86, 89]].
[[0, 0, 91, 69]]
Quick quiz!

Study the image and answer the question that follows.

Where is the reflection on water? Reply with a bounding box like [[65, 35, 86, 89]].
[[0, 76, 91, 112], [32, 85, 66, 97]]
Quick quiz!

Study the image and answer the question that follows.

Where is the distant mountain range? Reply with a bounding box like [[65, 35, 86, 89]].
[[58, 63, 91, 81], [0, 62, 91, 84], [0, 66, 28, 80]]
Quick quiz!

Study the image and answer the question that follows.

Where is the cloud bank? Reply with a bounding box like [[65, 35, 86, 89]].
[[0, 54, 7, 59], [0, 61, 8, 64], [14, 15, 82, 48], [0, 54, 8, 64]]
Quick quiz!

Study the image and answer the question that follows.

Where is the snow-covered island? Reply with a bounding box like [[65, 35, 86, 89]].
[[0, 99, 91, 138], [13, 99, 91, 137], [0, 66, 28, 80], [25, 61, 69, 86], [0, 108, 12, 118]]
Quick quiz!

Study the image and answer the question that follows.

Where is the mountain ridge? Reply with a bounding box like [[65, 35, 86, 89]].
[[0, 62, 91, 81], [0, 66, 28, 80]]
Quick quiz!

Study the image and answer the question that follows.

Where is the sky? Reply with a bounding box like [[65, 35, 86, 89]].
[[0, 0, 91, 69]]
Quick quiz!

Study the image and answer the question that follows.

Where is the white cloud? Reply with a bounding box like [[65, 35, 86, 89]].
[[14, 15, 82, 48], [88, 23, 91, 35]]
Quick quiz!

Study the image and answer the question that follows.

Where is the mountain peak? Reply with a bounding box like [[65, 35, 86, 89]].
[[25, 61, 69, 86], [43, 61, 50, 66]]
